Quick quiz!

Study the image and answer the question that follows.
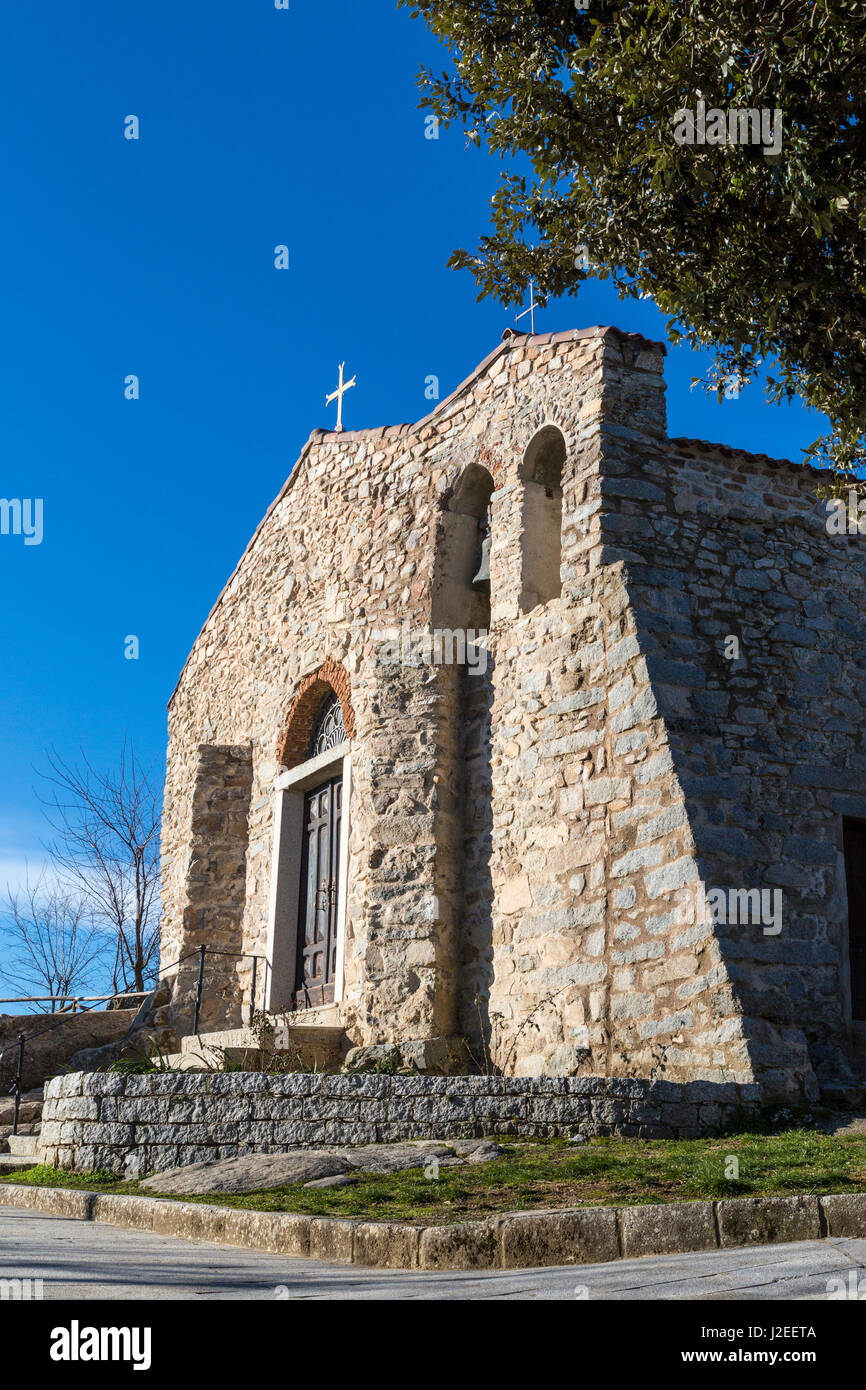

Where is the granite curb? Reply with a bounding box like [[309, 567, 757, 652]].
[[3, 1183, 864, 1271]]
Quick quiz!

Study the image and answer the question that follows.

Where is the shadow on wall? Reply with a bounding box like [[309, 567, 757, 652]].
[[459, 649, 496, 1068], [431, 461, 494, 635], [431, 459, 497, 1063], [451, 428, 568, 1071], [520, 426, 565, 614], [625, 497, 866, 1103]]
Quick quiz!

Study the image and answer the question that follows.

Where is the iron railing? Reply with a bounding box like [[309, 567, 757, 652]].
[[0, 995, 147, 1012], [190, 946, 268, 1036], [0, 955, 188, 1139]]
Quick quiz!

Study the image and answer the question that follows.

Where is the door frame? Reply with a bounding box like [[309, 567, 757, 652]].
[[263, 740, 351, 1015]]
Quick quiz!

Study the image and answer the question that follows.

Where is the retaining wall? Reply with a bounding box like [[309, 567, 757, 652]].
[[39, 1071, 765, 1175]]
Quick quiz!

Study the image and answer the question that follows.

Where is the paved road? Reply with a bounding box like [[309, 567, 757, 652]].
[[2, 1204, 865, 1300]]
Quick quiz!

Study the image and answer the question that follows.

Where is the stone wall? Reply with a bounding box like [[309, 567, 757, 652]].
[[476, 337, 866, 1101], [170, 744, 254, 1034], [39, 1070, 762, 1176], [161, 327, 632, 1064], [460, 335, 770, 1092], [0, 1011, 138, 1092], [607, 434, 866, 1095]]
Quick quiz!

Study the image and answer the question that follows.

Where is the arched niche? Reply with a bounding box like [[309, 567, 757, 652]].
[[431, 462, 495, 631], [520, 425, 566, 613]]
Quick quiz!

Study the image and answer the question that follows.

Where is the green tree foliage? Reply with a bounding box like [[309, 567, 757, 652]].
[[401, 0, 866, 476]]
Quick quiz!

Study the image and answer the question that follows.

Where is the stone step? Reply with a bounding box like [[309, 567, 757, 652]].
[[7, 1134, 39, 1157], [0, 1099, 43, 1129], [180, 1027, 259, 1055], [179, 1024, 343, 1051], [0, 1154, 39, 1172], [159, 1051, 213, 1072], [178, 1023, 346, 1072]]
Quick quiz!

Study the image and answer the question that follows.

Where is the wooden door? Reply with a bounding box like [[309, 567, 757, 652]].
[[294, 775, 342, 1008], [843, 819, 866, 1022]]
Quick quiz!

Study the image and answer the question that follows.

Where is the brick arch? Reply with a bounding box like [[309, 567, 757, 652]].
[[276, 658, 356, 770]]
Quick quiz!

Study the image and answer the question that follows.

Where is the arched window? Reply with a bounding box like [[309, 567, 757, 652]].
[[520, 425, 566, 613], [275, 657, 355, 771], [310, 692, 346, 757]]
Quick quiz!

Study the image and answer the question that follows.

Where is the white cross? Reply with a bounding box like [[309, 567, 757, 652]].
[[325, 361, 357, 433], [516, 279, 540, 335]]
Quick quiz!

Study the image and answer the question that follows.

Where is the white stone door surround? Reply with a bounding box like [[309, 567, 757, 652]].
[[264, 739, 351, 1014]]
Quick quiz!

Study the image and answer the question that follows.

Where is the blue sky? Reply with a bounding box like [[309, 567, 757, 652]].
[[0, 0, 825, 904]]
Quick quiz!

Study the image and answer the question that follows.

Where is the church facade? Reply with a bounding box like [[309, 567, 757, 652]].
[[159, 325, 866, 1106]]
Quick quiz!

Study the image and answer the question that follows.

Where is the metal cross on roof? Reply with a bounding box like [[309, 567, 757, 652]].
[[325, 361, 357, 433], [516, 279, 540, 335]]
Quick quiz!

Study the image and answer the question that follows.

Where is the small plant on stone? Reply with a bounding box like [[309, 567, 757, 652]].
[[265, 1044, 322, 1076], [467, 993, 492, 1076], [465, 989, 575, 1077], [345, 1053, 414, 1076], [249, 1010, 322, 1074], [251, 1009, 276, 1055], [489, 990, 575, 1077]]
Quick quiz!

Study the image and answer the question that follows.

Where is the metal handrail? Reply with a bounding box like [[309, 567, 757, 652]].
[[0, 995, 146, 1008], [1, 945, 271, 1136], [186, 945, 268, 1036], [0, 949, 199, 1063]]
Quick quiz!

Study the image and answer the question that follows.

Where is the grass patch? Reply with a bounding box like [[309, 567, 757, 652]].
[[5, 1129, 866, 1224], [4, 1166, 141, 1196]]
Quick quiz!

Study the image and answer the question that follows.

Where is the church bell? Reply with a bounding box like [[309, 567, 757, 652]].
[[471, 524, 492, 593]]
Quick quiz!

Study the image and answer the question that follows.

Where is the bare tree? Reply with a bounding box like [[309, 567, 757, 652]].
[[1, 875, 108, 1010], [38, 743, 162, 994]]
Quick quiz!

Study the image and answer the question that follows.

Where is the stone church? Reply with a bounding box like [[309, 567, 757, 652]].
[[159, 324, 866, 1108]]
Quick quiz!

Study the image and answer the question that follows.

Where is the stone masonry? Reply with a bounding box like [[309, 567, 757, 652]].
[[159, 323, 866, 1109], [38, 1071, 761, 1176]]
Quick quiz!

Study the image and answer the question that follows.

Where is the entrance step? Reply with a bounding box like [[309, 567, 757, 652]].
[[173, 1023, 346, 1074], [159, 1051, 210, 1072], [0, 1153, 39, 1173], [180, 1027, 262, 1055]]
